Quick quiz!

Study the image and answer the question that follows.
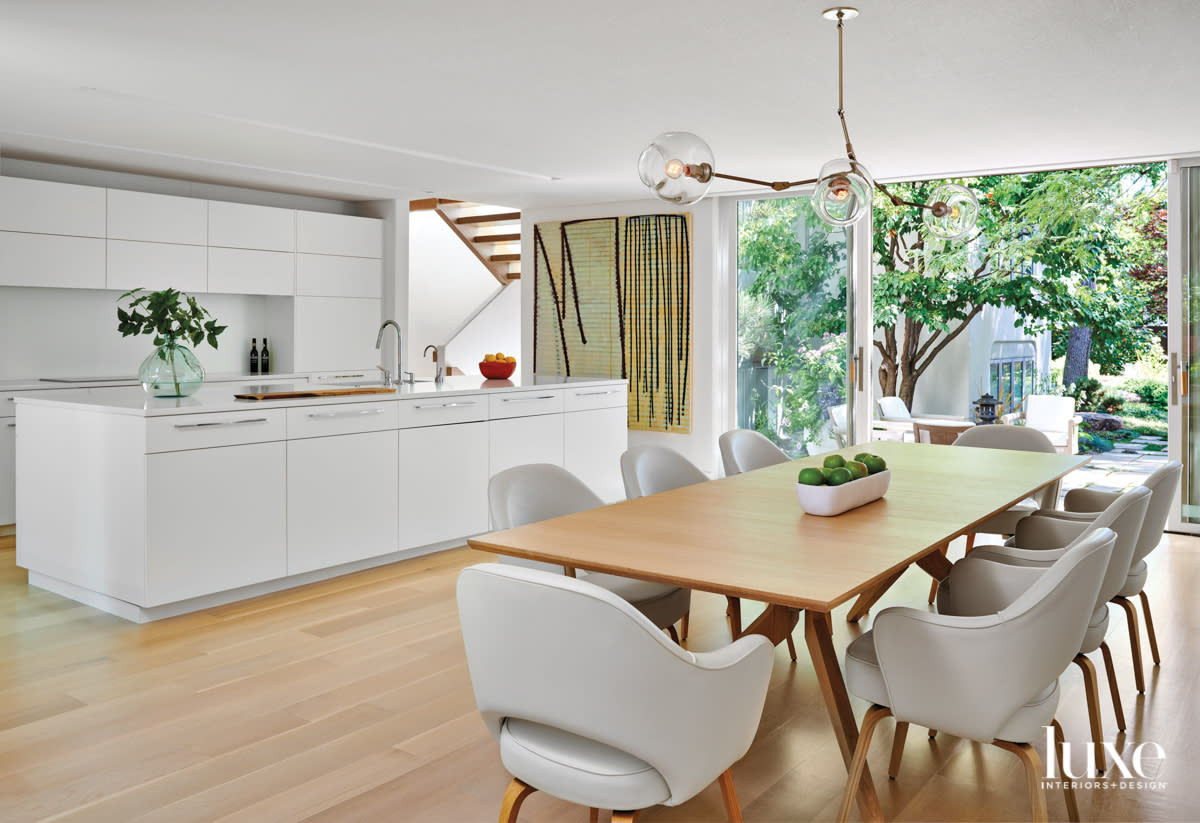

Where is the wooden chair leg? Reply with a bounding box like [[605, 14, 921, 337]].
[[993, 740, 1049, 823], [927, 541, 949, 604], [681, 610, 690, 642], [964, 532, 976, 553], [1138, 590, 1161, 666], [667, 625, 679, 644], [727, 596, 742, 637], [612, 812, 640, 822], [889, 721, 909, 779], [589, 809, 599, 823], [1113, 596, 1146, 693], [498, 778, 537, 823], [717, 767, 743, 823], [785, 633, 798, 662], [1071, 654, 1107, 775], [1098, 640, 1127, 732], [835, 705, 891, 823], [1051, 719, 1080, 823], [928, 729, 937, 740]]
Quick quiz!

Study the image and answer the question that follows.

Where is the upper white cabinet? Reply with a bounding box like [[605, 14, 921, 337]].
[[107, 239, 207, 293], [208, 247, 294, 295], [208, 201, 295, 252], [0, 177, 106, 237], [296, 253, 382, 298], [0, 232, 106, 288], [296, 211, 382, 258], [107, 189, 207, 246], [292, 296, 382, 373]]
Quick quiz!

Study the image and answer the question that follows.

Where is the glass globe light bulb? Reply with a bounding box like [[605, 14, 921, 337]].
[[812, 158, 873, 227], [923, 183, 979, 241], [638, 131, 715, 205]]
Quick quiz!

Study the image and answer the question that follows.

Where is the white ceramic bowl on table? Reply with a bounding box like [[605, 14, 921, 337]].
[[795, 470, 891, 517]]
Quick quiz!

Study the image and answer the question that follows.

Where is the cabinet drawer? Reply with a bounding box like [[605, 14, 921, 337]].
[[146, 409, 285, 453], [396, 396, 487, 428], [488, 390, 564, 420], [107, 240, 208, 293], [286, 401, 397, 438], [564, 384, 627, 412], [0, 392, 19, 419]]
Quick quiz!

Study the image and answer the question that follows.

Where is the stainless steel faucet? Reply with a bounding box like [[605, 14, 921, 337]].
[[375, 320, 412, 386]]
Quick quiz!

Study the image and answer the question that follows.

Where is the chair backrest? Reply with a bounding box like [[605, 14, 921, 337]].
[[1132, 461, 1182, 565], [488, 463, 604, 572], [828, 403, 847, 431], [874, 528, 1114, 742], [621, 446, 707, 499], [913, 421, 972, 445], [877, 396, 912, 420], [457, 562, 768, 803], [1024, 395, 1077, 431], [718, 429, 789, 476], [952, 423, 1061, 507]]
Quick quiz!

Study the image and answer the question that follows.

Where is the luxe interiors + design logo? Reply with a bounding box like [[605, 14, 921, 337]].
[[1041, 726, 1168, 791]]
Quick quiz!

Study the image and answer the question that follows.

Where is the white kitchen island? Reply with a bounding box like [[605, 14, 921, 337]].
[[14, 375, 627, 622]]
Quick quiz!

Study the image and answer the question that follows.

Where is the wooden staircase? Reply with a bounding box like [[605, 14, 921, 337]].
[[410, 198, 520, 286]]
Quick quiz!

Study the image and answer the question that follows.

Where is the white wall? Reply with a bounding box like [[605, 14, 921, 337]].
[[521, 199, 724, 477], [446, 282, 521, 376], [408, 210, 507, 379]]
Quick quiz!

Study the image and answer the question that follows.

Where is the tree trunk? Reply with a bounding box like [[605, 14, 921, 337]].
[[1062, 326, 1093, 388]]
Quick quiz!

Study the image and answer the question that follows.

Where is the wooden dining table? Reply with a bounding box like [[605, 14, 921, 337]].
[[468, 440, 1089, 821]]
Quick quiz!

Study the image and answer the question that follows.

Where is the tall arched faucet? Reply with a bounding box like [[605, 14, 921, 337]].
[[375, 320, 412, 386]]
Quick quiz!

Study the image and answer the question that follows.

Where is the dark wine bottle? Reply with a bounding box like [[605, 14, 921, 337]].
[[249, 338, 259, 374], [261, 338, 270, 374]]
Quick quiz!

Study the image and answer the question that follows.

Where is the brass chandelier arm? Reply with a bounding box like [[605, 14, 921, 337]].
[[711, 171, 820, 191]]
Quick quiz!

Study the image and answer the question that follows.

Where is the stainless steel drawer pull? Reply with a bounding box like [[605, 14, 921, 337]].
[[414, 401, 478, 409], [5, 422, 14, 428], [307, 409, 386, 419], [174, 417, 269, 429], [575, 390, 620, 396], [502, 395, 557, 403]]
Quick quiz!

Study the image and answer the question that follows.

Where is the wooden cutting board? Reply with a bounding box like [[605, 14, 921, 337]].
[[234, 387, 398, 400]]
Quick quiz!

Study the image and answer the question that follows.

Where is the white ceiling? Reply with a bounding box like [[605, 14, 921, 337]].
[[1, 0, 1197, 207]]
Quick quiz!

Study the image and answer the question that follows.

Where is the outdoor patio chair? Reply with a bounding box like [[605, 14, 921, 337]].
[[1003, 394, 1082, 455]]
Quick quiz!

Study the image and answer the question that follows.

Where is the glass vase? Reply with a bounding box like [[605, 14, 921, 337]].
[[138, 337, 205, 397]]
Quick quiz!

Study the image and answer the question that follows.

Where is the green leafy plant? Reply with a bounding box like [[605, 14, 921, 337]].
[[1067, 377, 1104, 412], [117, 288, 227, 349]]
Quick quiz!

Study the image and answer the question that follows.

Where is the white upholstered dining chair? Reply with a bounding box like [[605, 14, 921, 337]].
[[621, 446, 798, 660], [837, 528, 1115, 823], [489, 463, 691, 640], [718, 429, 789, 477], [458, 563, 774, 823], [937, 485, 1150, 774]]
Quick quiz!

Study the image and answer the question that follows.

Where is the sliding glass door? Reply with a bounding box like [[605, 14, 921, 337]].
[[735, 195, 855, 456], [1169, 161, 1200, 531]]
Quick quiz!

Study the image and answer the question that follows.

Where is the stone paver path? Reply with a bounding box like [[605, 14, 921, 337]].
[[1060, 447, 1169, 499]]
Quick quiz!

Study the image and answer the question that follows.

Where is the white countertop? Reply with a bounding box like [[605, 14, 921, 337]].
[[13, 375, 627, 417], [0, 372, 306, 391]]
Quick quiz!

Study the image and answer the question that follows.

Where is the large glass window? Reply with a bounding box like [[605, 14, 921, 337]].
[[989, 339, 1037, 414]]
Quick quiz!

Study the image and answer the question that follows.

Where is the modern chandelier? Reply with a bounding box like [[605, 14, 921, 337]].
[[637, 7, 980, 241]]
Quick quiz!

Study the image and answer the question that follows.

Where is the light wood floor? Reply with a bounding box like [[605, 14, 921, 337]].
[[1, 529, 1198, 822]]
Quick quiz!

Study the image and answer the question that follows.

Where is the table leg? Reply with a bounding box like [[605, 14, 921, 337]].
[[805, 610, 884, 823], [916, 547, 953, 581], [846, 568, 906, 623], [738, 604, 799, 647]]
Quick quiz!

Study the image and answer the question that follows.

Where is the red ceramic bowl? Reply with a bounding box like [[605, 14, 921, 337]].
[[479, 360, 516, 379]]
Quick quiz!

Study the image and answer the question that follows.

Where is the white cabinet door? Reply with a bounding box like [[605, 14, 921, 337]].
[[287, 430, 399, 574], [145, 442, 286, 605], [0, 232, 106, 288], [489, 413, 564, 477], [397, 421, 489, 548], [208, 247, 294, 295], [564, 406, 628, 503], [296, 211, 382, 258], [292, 296, 381, 372], [0, 419, 14, 525], [208, 201, 295, 252], [107, 189, 207, 245], [0, 177, 106, 237], [296, 253, 382, 298], [106, 239, 208, 292]]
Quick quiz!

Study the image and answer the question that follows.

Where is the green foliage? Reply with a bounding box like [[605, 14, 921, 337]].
[[1098, 393, 1125, 414], [1077, 431, 1114, 453], [1122, 377, 1167, 413], [1067, 377, 1104, 412], [1124, 418, 1167, 438], [117, 288, 227, 349]]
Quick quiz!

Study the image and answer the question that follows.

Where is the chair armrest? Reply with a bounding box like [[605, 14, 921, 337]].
[[937, 550, 1057, 616], [1063, 488, 1121, 513], [1000, 411, 1023, 424], [1012, 512, 1089, 548]]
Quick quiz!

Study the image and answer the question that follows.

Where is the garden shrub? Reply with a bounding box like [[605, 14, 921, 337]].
[[1099, 393, 1125, 414], [1068, 377, 1104, 412], [1078, 431, 1114, 452], [1121, 377, 1168, 414]]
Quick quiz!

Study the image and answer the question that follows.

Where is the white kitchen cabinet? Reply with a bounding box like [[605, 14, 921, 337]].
[[208, 201, 295, 252], [489, 413, 564, 476], [397, 421, 489, 549], [0, 177, 106, 237], [564, 406, 628, 503], [145, 441, 286, 605], [292, 296, 381, 373], [0, 231, 106, 288], [296, 253, 382, 298], [208, 247, 294, 295], [107, 189, 207, 246], [296, 211, 382, 258], [287, 430, 399, 574], [0, 419, 14, 525], [106, 239, 208, 293]]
